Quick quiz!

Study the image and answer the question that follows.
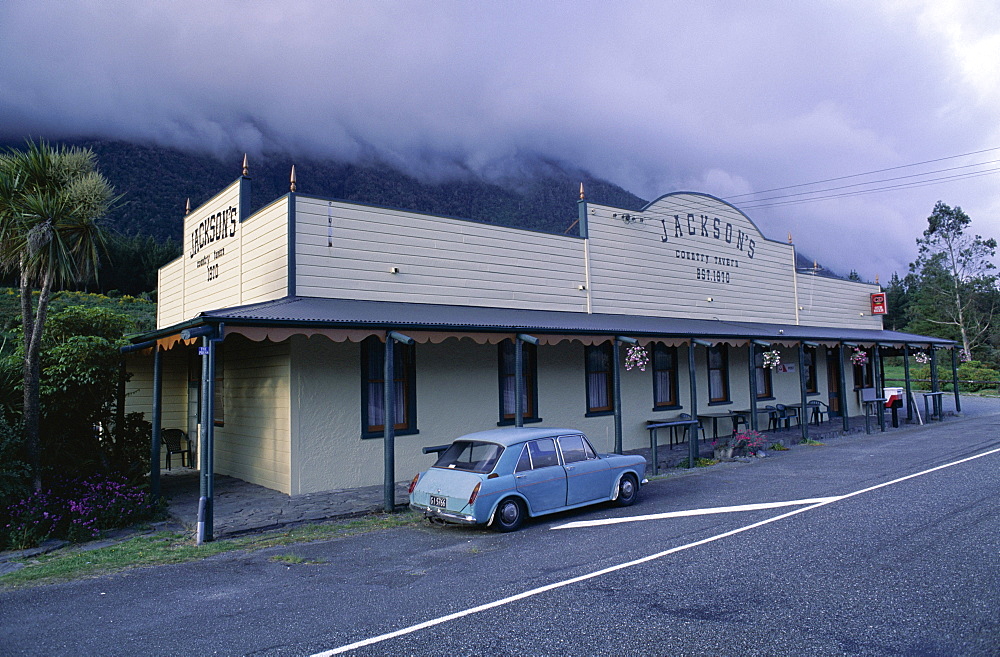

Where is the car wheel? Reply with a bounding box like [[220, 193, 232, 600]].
[[492, 497, 525, 532], [615, 473, 639, 507]]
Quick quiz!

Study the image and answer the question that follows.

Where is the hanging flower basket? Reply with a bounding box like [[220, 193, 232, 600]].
[[624, 344, 649, 371], [851, 347, 868, 367], [761, 349, 781, 369], [914, 352, 930, 365]]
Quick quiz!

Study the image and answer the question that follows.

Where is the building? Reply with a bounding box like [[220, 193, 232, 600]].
[[124, 163, 955, 538]]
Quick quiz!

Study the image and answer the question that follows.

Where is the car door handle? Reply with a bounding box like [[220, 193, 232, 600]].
[[515, 474, 526, 479], [565, 466, 575, 471]]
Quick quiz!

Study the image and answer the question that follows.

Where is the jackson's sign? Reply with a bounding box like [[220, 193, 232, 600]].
[[660, 214, 756, 258], [189, 206, 238, 259], [656, 213, 757, 285]]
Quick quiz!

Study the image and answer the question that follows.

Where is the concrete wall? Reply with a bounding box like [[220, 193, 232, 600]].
[[214, 335, 291, 493], [286, 335, 857, 493], [128, 334, 867, 494]]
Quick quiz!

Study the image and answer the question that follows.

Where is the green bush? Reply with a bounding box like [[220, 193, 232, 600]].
[[0, 418, 31, 549], [911, 360, 1000, 393]]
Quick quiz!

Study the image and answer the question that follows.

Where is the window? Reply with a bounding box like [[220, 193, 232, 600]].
[[361, 336, 416, 437], [498, 339, 539, 423], [188, 343, 224, 426], [433, 441, 504, 474], [558, 435, 597, 463], [803, 346, 818, 393], [585, 342, 614, 414], [754, 349, 772, 399], [853, 348, 874, 389], [652, 343, 679, 409], [515, 438, 560, 471], [708, 344, 730, 403]]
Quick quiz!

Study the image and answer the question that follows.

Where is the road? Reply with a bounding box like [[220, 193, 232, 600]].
[[2, 410, 998, 656]]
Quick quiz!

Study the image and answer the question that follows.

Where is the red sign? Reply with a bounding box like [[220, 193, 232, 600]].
[[871, 293, 887, 315]]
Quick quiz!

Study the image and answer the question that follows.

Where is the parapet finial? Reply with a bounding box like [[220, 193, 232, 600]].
[[579, 182, 585, 200], [290, 165, 297, 192], [242, 153, 249, 177], [185, 198, 191, 215]]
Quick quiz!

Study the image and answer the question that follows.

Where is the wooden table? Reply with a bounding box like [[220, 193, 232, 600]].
[[733, 408, 772, 431], [921, 391, 945, 422], [647, 419, 700, 475], [696, 412, 738, 439]]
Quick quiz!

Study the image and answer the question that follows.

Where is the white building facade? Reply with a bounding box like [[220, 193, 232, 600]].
[[126, 170, 954, 501]]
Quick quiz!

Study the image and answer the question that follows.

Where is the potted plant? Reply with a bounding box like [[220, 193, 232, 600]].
[[761, 349, 781, 369], [713, 429, 768, 459]]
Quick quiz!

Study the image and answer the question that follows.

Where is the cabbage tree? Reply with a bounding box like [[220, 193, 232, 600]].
[[0, 140, 115, 490]]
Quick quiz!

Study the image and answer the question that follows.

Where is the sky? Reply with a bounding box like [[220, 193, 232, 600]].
[[1, 0, 998, 280]]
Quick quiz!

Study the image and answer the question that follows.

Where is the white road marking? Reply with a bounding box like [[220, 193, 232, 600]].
[[550, 497, 844, 529], [311, 446, 1000, 657]]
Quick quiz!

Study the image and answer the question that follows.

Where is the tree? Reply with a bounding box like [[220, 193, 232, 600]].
[[89, 232, 181, 296], [883, 272, 914, 332], [0, 140, 115, 490], [907, 201, 998, 359]]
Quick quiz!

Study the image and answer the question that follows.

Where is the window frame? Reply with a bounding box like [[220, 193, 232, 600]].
[[754, 349, 773, 400], [361, 336, 418, 439], [585, 342, 615, 416], [652, 343, 680, 410], [497, 339, 541, 425], [852, 351, 875, 390], [707, 343, 731, 404], [188, 343, 225, 427], [804, 345, 818, 394]]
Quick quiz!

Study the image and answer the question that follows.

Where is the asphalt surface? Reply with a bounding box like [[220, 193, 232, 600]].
[[1, 399, 998, 656]]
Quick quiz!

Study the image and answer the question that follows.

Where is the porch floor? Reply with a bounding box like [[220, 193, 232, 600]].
[[160, 472, 410, 539]]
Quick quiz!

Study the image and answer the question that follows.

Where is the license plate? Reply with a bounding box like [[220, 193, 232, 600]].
[[429, 495, 447, 508]]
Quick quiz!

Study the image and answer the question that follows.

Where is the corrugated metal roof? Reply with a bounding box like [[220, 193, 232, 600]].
[[185, 296, 953, 346]]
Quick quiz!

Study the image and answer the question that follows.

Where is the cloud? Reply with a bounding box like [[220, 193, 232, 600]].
[[1, 0, 998, 277]]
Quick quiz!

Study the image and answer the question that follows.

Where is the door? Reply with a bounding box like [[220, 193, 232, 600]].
[[826, 350, 842, 417], [514, 438, 567, 513], [558, 435, 611, 506]]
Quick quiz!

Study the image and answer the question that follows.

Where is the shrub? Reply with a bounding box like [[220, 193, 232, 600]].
[[713, 429, 768, 453], [2, 489, 63, 550], [2, 474, 159, 550], [911, 360, 1000, 393]]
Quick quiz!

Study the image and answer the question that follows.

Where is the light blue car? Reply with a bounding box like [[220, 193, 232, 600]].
[[408, 427, 648, 532]]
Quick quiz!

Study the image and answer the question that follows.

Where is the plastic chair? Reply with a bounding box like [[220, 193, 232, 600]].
[[729, 410, 749, 435], [774, 404, 799, 430], [807, 400, 830, 425], [765, 406, 779, 431], [161, 429, 192, 470]]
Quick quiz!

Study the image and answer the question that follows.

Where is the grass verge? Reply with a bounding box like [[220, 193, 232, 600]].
[[1, 511, 420, 589]]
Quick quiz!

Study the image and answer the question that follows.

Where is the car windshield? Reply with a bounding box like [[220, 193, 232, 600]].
[[433, 441, 504, 473]]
